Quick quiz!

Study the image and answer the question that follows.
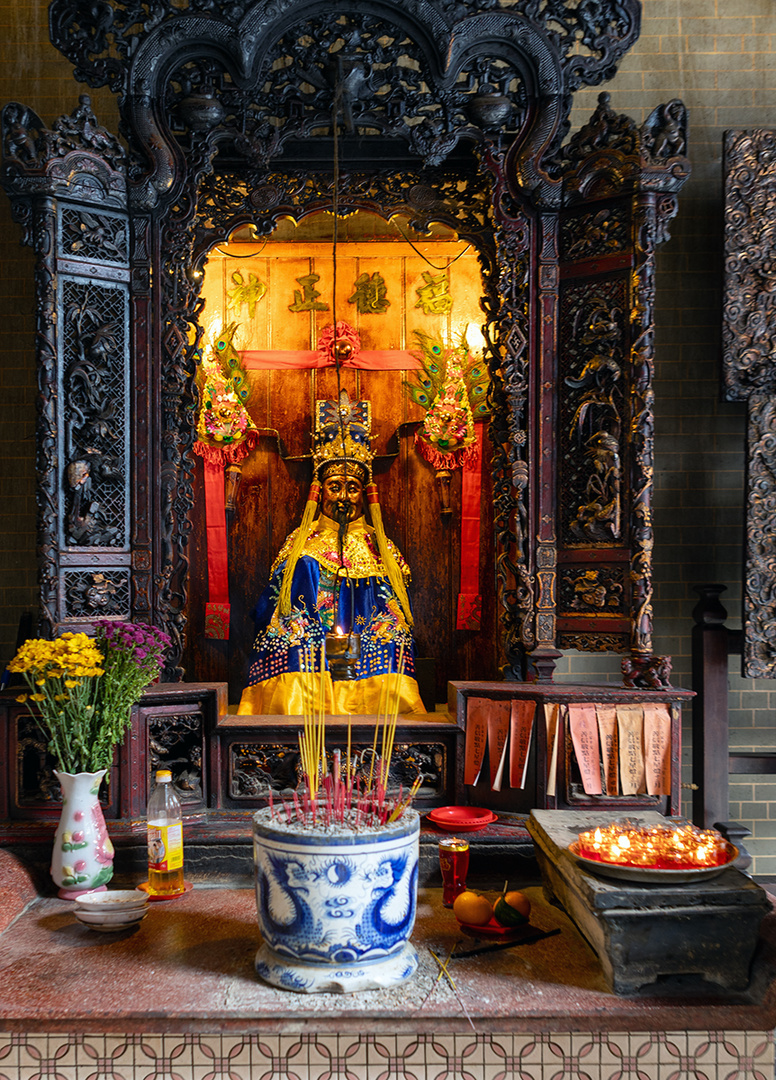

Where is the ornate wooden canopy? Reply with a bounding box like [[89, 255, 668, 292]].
[[1, 0, 689, 691]]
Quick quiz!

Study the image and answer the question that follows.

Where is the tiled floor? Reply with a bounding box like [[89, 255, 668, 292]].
[[0, 1031, 772, 1080]]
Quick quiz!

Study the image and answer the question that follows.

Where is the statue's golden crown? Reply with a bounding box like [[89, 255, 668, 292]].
[[314, 392, 373, 483]]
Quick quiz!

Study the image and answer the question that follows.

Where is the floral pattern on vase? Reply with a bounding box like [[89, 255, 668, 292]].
[[51, 769, 114, 899], [252, 807, 419, 993]]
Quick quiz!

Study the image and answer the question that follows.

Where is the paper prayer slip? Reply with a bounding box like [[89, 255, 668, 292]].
[[464, 697, 491, 785], [568, 703, 602, 795], [508, 700, 536, 790], [596, 704, 619, 796], [544, 703, 559, 798], [644, 703, 671, 796], [617, 704, 646, 795], [487, 700, 511, 790]]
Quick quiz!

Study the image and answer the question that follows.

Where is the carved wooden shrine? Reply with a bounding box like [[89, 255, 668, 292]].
[[0, 0, 692, 842]]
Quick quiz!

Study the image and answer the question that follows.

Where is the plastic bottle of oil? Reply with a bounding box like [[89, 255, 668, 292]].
[[146, 769, 185, 896]]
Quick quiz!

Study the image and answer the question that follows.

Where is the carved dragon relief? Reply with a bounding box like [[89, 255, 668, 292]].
[[48, 0, 641, 111], [61, 280, 129, 549], [721, 130, 776, 677], [554, 91, 689, 660], [1, 96, 129, 641]]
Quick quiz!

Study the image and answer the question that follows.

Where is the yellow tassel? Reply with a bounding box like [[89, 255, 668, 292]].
[[278, 484, 320, 617], [367, 492, 414, 628]]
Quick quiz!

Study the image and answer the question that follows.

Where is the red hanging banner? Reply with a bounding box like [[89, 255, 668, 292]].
[[194, 352, 260, 641], [456, 421, 484, 630], [203, 459, 230, 639]]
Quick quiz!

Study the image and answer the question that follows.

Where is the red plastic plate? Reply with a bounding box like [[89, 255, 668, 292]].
[[426, 806, 498, 832]]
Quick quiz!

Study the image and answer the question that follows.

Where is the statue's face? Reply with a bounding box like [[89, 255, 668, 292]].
[[321, 472, 364, 523]]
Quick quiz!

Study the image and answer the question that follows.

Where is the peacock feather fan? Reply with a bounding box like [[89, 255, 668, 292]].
[[404, 330, 447, 407], [465, 360, 490, 419], [214, 321, 252, 405], [404, 330, 490, 419], [404, 330, 490, 470]]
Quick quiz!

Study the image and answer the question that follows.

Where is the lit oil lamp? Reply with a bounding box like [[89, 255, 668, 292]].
[[325, 624, 361, 681], [577, 821, 730, 870], [325, 567, 361, 681]]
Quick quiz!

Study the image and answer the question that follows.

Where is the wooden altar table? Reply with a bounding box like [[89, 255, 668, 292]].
[[0, 850, 773, 1080]]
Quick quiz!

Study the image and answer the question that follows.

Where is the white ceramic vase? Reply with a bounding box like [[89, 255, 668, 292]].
[[51, 769, 115, 899], [253, 807, 420, 993]]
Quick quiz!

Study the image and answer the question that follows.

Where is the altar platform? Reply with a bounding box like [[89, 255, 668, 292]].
[[0, 850, 775, 1080]]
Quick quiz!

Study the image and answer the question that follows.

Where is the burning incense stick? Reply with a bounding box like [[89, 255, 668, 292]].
[[379, 643, 404, 790], [278, 642, 417, 829]]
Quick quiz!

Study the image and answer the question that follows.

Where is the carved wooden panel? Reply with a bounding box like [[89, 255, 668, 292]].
[[227, 739, 448, 801], [11, 713, 119, 819], [722, 130, 776, 677], [554, 93, 690, 658], [147, 710, 205, 807], [0, 98, 131, 639]]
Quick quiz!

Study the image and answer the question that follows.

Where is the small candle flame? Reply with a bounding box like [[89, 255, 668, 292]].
[[335, 625, 344, 636]]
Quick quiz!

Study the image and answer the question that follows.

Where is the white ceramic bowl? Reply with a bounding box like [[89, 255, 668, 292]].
[[75, 889, 148, 912], [74, 907, 148, 932]]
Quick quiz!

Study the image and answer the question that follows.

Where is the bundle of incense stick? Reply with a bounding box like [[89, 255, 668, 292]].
[[298, 643, 326, 802], [278, 644, 420, 828]]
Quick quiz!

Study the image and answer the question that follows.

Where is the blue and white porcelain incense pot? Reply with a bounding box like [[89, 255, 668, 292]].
[[252, 807, 419, 993]]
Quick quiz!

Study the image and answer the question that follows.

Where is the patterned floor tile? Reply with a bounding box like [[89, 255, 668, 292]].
[[0, 1031, 770, 1080]]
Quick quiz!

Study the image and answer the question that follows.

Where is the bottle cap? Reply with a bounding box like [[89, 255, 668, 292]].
[[156, 769, 172, 782]]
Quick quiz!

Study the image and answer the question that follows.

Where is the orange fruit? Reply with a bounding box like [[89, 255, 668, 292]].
[[504, 890, 531, 918], [494, 890, 531, 927], [453, 890, 493, 926]]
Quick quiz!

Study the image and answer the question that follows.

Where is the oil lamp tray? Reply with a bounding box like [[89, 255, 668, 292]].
[[568, 840, 739, 884], [528, 809, 770, 995]]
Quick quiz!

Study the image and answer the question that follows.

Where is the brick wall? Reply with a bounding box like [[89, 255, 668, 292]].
[[2, 0, 776, 869]]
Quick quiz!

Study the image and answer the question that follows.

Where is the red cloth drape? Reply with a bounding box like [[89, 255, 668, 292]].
[[203, 460, 230, 639], [456, 421, 484, 630], [194, 433, 258, 639], [239, 349, 421, 370]]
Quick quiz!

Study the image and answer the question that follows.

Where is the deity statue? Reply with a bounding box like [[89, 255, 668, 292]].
[[237, 392, 426, 716]]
